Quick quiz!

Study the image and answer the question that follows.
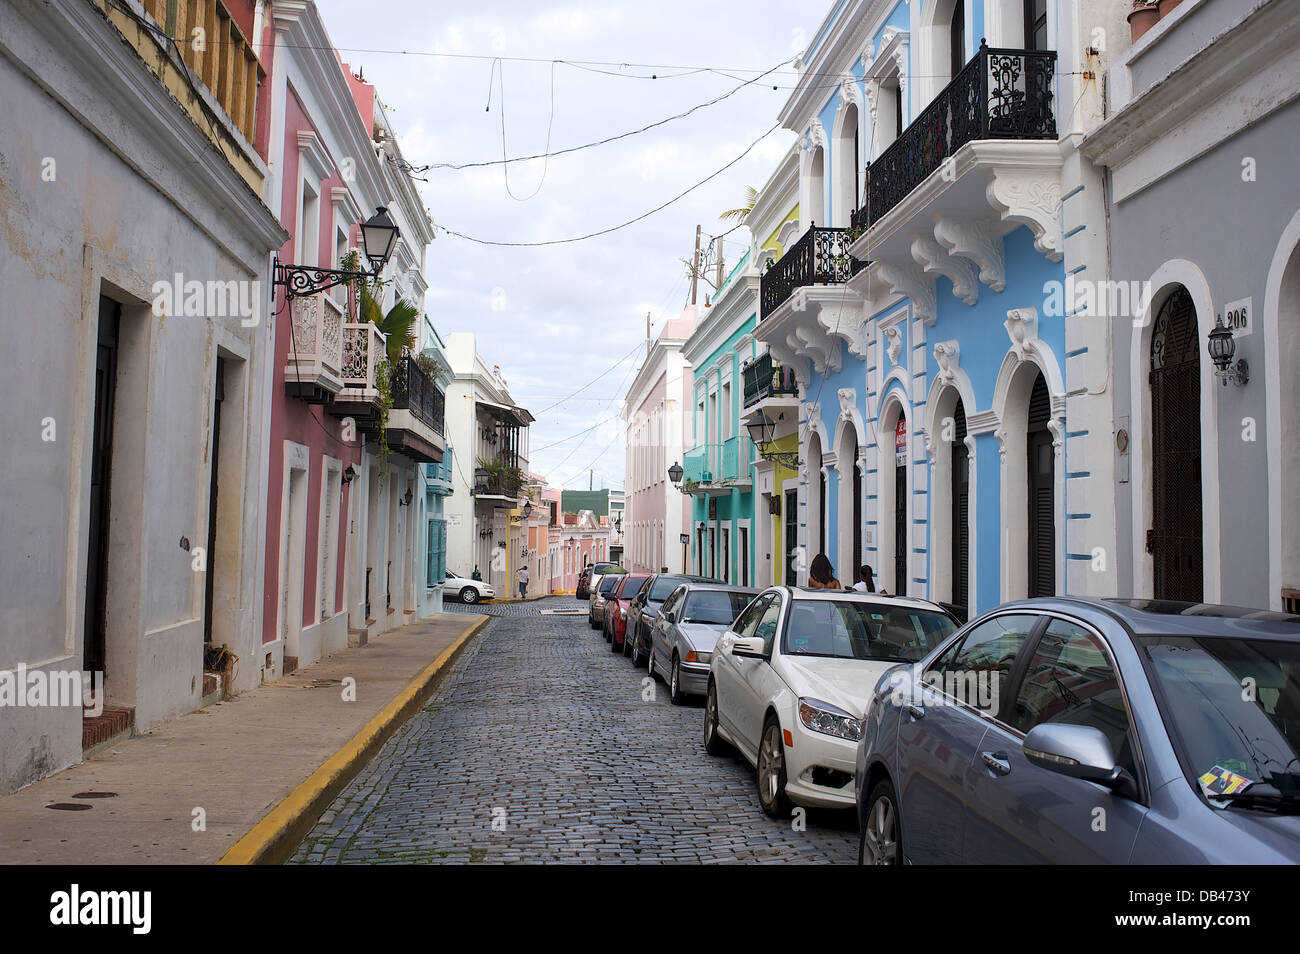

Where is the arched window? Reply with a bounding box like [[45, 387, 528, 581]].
[[950, 0, 966, 80]]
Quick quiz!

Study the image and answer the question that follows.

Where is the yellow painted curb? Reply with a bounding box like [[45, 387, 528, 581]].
[[217, 615, 491, 865]]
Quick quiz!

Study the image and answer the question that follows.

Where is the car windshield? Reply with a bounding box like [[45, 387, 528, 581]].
[[598, 576, 622, 595], [619, 576, 650, 599], [1138, 635, 1300, 798], [783, 600, 957, 662], [649, 576, 687, 601], [682, 591, 754, 625]]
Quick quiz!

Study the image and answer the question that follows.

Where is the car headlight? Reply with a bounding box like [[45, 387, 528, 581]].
[[798, 697, 864, 742], [684, 651, 711, 664], [619, 608, 627, 619]]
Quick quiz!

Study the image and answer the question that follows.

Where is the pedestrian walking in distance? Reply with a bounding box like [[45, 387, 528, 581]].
[[517, 565, 530, 599]]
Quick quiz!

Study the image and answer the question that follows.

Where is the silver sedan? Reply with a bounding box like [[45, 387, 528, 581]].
[[647, 583, 759, 704]]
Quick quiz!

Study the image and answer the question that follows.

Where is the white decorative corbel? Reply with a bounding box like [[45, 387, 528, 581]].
[[911, 233, 979, 305], [994, 427, 1009, 464], [932, 216, 1006, 292], [875, 259, 937, 326], [838, 388, 855, 420], [933, 340, 960, 386], [985, 170, 1063, 262], [1005, 307, 1039, 361]]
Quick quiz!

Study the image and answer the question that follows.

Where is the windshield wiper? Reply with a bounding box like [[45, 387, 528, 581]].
[[1210, 790, 1300, 814]]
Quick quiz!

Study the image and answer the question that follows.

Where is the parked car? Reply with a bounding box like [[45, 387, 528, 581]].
[[604, 573, 651, 651], [444, 571, 495, 605], [586, 563, 625, 623], [589, 573, 625, 629], [647, 583, 758, 703], [625, 573, 720, 665], [575, 565, 595, 600], [854, 597, 1300, 865], [705, 586, 957, 818]]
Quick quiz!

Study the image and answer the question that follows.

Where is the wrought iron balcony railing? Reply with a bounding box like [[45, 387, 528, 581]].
[[853, 42, 1057, 232], [742, 352, 799, 408], [391, 354, 445, 436], [760, 225, 863, 318]]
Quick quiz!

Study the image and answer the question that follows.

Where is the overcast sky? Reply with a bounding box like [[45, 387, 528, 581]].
[[312, 1, 816, 489]]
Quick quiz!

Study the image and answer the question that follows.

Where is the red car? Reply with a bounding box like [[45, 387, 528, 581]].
[[603, 574, 650, 652]]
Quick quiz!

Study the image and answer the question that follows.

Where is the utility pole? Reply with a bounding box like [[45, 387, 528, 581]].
[[690, 225, 701, 306], [716, 235, 724, 290]]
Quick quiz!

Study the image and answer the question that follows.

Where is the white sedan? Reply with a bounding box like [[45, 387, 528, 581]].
[[443, 572, 495, 604], [705, 586, 958, 816]]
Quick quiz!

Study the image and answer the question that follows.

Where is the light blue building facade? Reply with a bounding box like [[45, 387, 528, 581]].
[[418, 319, 455, 616], [755, 0, 1118, 618]]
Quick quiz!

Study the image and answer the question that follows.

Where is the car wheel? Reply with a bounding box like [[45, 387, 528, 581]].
[[704, 682, 730, 756], [622, 627, 633, 657], [859, 780, 902, 866], [630, 632, 646, 667], [757, 717, 791, 819], [647, 648, 657, 681], [669, 655, 685, 705], [610, 628, 622, 652], [460, 587, 479, 604]]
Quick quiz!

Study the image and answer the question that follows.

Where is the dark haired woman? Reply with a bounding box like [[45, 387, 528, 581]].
[[807, 553, 841, 589], [852, 565, 875, 593]]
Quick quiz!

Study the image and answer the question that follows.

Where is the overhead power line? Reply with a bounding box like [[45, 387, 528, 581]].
[[438, 122, 781, 247]]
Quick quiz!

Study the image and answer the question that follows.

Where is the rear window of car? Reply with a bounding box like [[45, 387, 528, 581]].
[[783, 599, 957, 662], [598, 576, 622, 595], [649, 576, 687, 600], [618, 575, 650, 598], [682, 590, 756, 625]]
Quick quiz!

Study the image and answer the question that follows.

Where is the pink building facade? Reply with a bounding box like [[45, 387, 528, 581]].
[[623, 307, 696, 574]]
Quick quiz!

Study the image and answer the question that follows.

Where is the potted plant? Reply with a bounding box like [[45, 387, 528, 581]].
[[1128, 0, 1160, 42], [1158, 0, 1182, 15]]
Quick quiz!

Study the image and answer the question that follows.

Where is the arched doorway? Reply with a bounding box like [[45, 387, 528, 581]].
[[836, 421, 860, 581], [1149, 286, 1203, 602], [833, 102, 859, 227], [807, 146, 825, 227], [877, 396, 908, 596], [928, 383, 972, 615], [804, 429, 823, 579], [1026, 372, 1054, 597]]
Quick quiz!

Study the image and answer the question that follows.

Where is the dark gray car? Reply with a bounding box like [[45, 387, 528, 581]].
[[855, 597, 1300, 864], [647, 583, 758, 704], [625, 573, 719, 666]]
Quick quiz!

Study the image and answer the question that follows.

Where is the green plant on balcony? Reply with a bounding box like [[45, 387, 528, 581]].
[[681, 478, 700, 493], [476, 457, 523, 497], [373, 357, 393, 478]]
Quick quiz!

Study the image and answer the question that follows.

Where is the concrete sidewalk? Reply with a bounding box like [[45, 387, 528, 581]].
[[0, 612, 488, 864]]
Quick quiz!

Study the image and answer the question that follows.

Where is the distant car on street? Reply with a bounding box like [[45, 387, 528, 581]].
[[444, 571, 495, 605], [705, 586, 957, 818], [625, 573, 720, 666], [646, 582, 758, 703], [854, 597, 1300, 865], [604, 573, 651, 652], [575, 565, 594, 600], [589, 572, 625, 629]]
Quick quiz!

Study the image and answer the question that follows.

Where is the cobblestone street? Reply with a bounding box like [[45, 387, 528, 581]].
[[290, 596, 859, 864]]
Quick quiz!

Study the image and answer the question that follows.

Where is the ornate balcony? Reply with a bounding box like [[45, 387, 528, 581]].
[[845, 43, 1062, 325], [856, 43, 1057, 232], [760, 225, 863, 318], [741, 351, 800, 410], [681, 437, 753, 494], [325, 322, 386, 421], [284, 293, 345, 402], [386, 355, 446, 464]]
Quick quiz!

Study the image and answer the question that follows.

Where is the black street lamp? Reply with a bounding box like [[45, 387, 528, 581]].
[[273, 206, 401, 300], [668, 462, 684, 488], [1207, 315, 1249, 387], [744, 410, 799, 469]]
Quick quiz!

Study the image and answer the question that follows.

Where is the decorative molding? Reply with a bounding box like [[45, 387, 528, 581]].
[[883, 325, 902, 367], [297, 129, 333, 183], [933, 340, 960, 386], [994, 427, 1009, 463], [966, 409, 1000, 434], [838, 388, 855, 420], [1005, 307, 1040, 361], [932, 216, 1006, 292], [911, 233, 979, 305], [985, 170, 1063, 261], [874, 259, 937, 325]]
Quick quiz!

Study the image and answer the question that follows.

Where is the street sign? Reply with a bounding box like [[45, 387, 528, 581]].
[[679, 534, 689, 545]]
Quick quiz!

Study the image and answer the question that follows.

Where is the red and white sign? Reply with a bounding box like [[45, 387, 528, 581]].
[[895, 418, 907, 466]]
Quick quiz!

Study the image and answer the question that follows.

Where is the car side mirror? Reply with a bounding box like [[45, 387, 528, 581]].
[[663, 610, 676, 624], [731, 636, 767, 659], [1023, 724, 1138, 798]]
